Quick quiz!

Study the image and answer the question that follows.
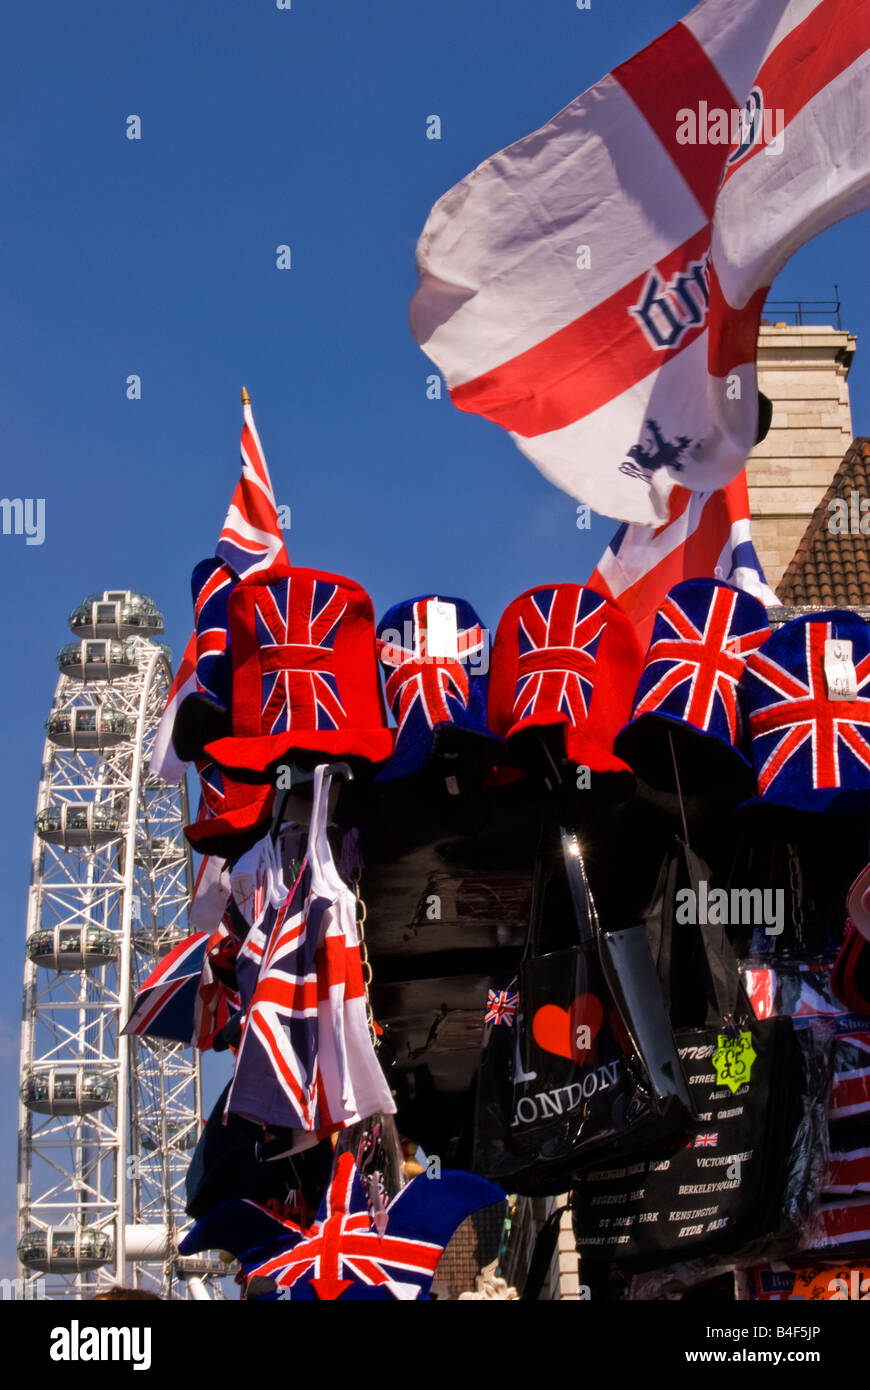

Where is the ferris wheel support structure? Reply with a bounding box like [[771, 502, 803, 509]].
[[16, 591, 219, 1299]]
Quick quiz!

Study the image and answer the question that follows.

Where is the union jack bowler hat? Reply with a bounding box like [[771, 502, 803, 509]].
[[740, 609, 870, 815], [614, 579, 769, 796], [488, 584, 643, 779], [203, 565, 394, 781], [375, 595, 503, 783]]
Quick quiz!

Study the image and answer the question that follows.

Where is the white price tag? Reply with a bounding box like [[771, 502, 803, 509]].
[[824, 638, 857, 701], [426, 599, 458, 660]]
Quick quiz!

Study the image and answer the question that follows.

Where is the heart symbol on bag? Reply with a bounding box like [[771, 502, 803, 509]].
[[532, 994, 604, 1065]]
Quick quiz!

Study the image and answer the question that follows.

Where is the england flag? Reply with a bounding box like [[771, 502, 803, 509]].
[[410, 0, 870, 527]]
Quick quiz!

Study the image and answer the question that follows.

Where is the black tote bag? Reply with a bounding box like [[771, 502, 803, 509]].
[[473, 823, 685, 1196], [573, 839, 804, 1268]]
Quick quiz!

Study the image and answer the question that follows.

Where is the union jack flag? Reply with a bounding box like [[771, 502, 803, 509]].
[[744, 621, 870, 797], [513, 588, 607, 726], [633, 582, 768, 741], [226, 863, 325, 1132], [194, 921, 242, 1050], [217, 390, 289, 579], [252, 575, 348, 737], [179, 1150, 505, 1300], [150, 390, 290, 785], [377, 598, 486, 738], [694, 1132, 719, 1148], [485, 988, 518, 1026], [122, 931, 211, 1043]]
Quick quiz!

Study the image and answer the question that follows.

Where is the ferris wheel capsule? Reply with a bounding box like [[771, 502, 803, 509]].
[[17, 1228, 113, 1273], [47, 706, 133, 750], [35, 802, 125, 848], [57, 639, 139, 682], [26, 925, 119, 972], [20, 1068, 115, 1115], [68, 590, 165, 640]]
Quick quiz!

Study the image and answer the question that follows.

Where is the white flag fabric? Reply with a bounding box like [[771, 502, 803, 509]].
[[410, 0, 870, 524], [149, 633, 197, 783]]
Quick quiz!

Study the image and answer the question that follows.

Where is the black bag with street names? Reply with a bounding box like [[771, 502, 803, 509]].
[[572, 839, 804, 1268]]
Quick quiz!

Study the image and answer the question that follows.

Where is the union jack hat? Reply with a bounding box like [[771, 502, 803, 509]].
[[614, 579, 769, 795], [488, 584, 643, 779], [184, 760, 276, 858], [203, 565, 394, 780], [375, 595, 502, 783], [740, 609, 870, 814]]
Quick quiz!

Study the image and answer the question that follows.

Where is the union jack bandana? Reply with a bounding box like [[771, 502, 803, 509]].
[[615, 579, 769, 791], [485, 988, 519, 1026], [180, 1151, 505, 1300], [741, 611, 870, 813], [375, 595, 499, 782]]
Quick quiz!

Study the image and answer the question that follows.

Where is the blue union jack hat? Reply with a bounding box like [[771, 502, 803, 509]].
[[374, 595, 502, 783], [740, 609, 870, 814], [614, 579, 769, 795]]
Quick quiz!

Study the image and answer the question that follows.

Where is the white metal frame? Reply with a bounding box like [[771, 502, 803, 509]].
[[17, 620, 210, 1299]]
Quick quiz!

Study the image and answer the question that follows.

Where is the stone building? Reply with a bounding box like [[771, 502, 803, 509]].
[[748, 321, 856, 591]]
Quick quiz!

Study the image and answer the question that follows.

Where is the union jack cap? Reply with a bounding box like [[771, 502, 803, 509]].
[[615, 579, 769, 795], [740, 609, 870, 814], [488, 583, 643, 775], [375, 595, 502, 782]]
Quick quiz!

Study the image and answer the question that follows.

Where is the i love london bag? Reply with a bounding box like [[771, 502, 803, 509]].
[[472, 823, 680, 1197], [573, 840, 805, 1270]]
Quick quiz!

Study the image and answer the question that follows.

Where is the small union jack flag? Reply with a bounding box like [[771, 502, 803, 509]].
[[745, 620, 870, 798], [149, 392, 289, 784], [485, 988, 519, 1026], [633, 582, 768, 741], [513, 587, 607, 727], [122, 931, 212, 1043], [694, 1132, 719, 1148]]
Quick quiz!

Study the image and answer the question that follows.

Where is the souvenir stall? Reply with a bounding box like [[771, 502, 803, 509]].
[[127, 395, 870, 1302]]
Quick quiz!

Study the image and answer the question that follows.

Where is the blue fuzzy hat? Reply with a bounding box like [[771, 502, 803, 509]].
[[740, 608, 870, 814], [375, 595, 503, 783], [614, 579, 769, 795]]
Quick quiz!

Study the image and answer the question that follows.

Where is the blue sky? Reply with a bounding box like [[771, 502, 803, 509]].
[[0, 0, 867, 1272]]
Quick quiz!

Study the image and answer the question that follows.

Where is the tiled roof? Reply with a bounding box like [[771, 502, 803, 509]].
[[777, 438, 870, 606]]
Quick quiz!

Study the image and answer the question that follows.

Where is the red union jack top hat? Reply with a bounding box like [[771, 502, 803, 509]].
[[203, 565, 394, 781], [614, 579, 770, 795], [375, 595, 502, 782], [740, 609, 870, 815], [488, 584, 643, 778]]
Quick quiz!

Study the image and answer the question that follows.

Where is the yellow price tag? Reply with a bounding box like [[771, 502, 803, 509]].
[[712, 1030, 756, 1094]]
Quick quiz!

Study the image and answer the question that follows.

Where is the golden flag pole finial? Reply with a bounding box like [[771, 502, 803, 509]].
[[241, 386, 250, 405]]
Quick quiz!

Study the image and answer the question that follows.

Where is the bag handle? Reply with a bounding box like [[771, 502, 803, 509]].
[[647, 837, 752, 1027], [520, 1203, 570, 1302]]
